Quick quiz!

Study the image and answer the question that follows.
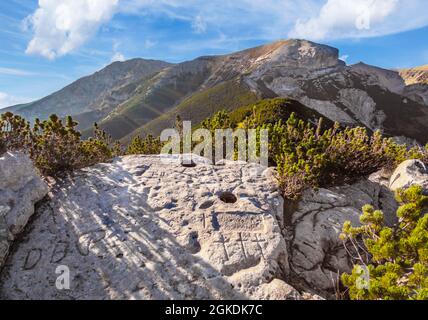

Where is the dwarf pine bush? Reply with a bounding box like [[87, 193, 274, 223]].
[[0, 112, 31, 151], [341, 186, 428, 300], [0, 112, 119, 177], [201, 106, 418, 199], [126, 135, 162, 155], [341, 185, 428, 300], [201, 110, 232, 131], [263, 113, 408, 199]]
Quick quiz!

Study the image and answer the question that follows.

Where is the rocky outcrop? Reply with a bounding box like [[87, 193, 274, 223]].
[[400, 65, 428, 86], [0, 152, 48, 270], [350, 63, 406, 94], [337, 88, 386, 130], [403, 84, 428, 106], [400, 66, 428, 106], [0, 155, 301, 300], [287, 159, 428, 296], [389, 159, 428, 193], [287, 178, 397, 296]]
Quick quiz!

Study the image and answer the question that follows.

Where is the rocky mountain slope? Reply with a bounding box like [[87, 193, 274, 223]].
[[400, 65, 428, 85], [134, 40, 428, 143], [400, 65, 428, 106], [3, 59, 171, 129], [5, 40, 428, 144]]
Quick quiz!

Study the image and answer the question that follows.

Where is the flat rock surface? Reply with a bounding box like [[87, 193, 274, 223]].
[[0, 155, 292, 300]]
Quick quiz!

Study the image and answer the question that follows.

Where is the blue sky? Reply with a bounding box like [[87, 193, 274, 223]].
[[1, 0, 428, 108]]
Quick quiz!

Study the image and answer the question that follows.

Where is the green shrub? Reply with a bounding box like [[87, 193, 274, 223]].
[[407, 144, 428, 165], [200, 110, 232, 131], [1, 112, 31, 151], [127, 134, 162, 155], [201, 106, 413, 199], [265, 114, 407, 199], [1, 112, 120, 177], [341, 185, 428, 300]]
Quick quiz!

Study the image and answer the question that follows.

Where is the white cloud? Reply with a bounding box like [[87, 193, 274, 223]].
[[0, 92, 30, 109], [289, 0, 428, 40], [111, 40, 125, 62], [339, 55, 349, 62], [25, 0, 119, 59], [23, 0, 428, 60], [111, 52, 125, 62]]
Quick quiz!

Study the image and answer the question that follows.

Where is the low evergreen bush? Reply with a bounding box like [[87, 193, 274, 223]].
[[126, 134, 162, 155], [0, 112, 119, 177], [341, 185, 428, 300]]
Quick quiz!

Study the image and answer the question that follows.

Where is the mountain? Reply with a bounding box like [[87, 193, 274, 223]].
[[131, 40, 428, 144], [400, 65, 428, 106], [400, 65, 428, 85], [3, 59, 171, 128], [5, 40, 428, 144]]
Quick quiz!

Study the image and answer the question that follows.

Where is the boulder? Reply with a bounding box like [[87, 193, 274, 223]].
[[389, 159, 428, 193], [288, 179, 397, 295], [0, 155, 298, 300], [0, 152, 48, 270]]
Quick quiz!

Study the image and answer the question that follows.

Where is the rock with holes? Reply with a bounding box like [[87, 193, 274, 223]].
[[288, 179, 397, 296], [0, 152, 48, 270], [0, 154, 297, 300], [389, 159, 428, 193]]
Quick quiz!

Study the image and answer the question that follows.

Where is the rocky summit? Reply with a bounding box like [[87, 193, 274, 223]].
[[2, 152, 426, 300]]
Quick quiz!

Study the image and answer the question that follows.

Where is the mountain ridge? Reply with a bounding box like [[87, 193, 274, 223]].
[[3, 58, 172, 127], [4, 39, 428, 144]]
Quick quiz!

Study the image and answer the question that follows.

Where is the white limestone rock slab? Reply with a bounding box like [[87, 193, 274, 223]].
[[0, 152, 48, 270], [0, 155, 295, 300], [288, 179, 397, 295]]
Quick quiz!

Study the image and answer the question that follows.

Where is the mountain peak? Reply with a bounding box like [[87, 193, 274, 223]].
[[234, 38, 343, 71]]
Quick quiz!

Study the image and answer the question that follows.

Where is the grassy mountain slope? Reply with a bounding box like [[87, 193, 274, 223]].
[[123, 97, 335, 146], [121, 79, 260, 143], [227, 98, 335, 129], [83, 58, 218, 140]]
